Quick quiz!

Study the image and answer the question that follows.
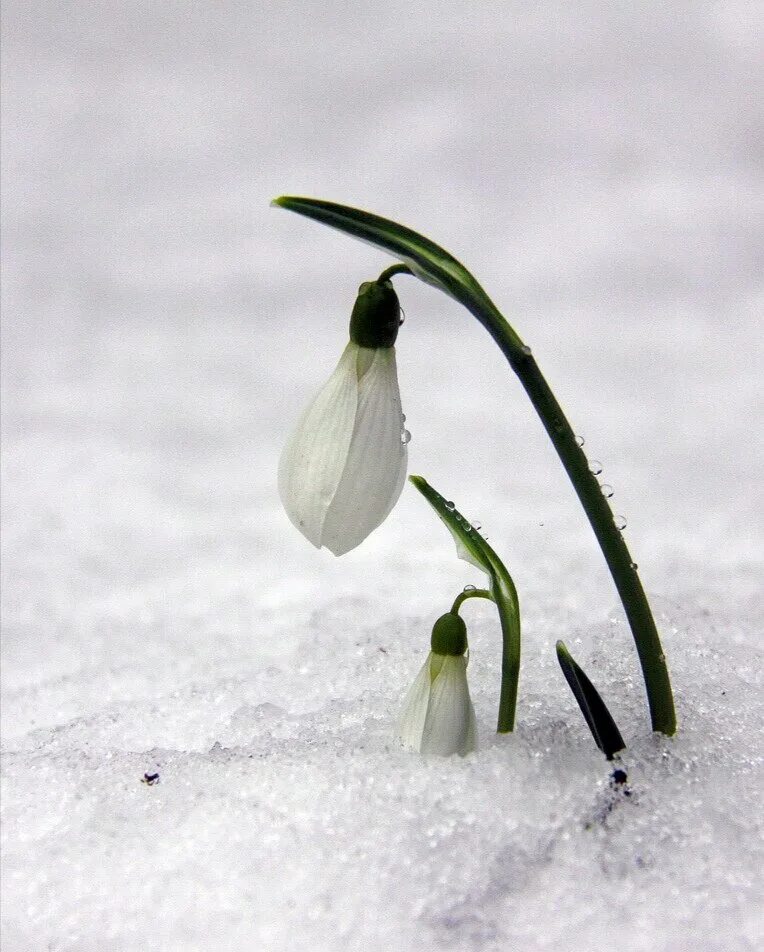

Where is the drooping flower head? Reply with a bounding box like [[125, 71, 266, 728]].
[[397, 612, 478, 756], [278, 280, 408, 555]]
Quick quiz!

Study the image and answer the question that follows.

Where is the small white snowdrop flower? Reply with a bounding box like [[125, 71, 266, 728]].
[[398, 612, 477, 756], [279, 279, 408, 556]]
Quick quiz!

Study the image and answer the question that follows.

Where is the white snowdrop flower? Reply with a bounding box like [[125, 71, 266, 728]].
[[397, 613, 477, 756], [278, 280, 408, 556]]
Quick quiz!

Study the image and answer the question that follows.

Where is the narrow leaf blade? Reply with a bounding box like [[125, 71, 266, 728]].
[[556, 640, 626, 760], [272, 195, 484, 303]]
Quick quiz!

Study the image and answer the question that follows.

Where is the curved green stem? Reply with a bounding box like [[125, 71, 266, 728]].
[[450, 588, 494, 614], [377, 263, 413, 284], [272, 195, 676, 736], [491, 565, 522, 733], [452, 586, 521, 733], [469, 300, 675, 735]]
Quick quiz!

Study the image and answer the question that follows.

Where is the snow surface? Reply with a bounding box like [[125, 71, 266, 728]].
[[2, 2, 763, 950]]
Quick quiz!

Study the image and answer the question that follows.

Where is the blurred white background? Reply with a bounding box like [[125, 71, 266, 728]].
[[2, 3, 762, 950]]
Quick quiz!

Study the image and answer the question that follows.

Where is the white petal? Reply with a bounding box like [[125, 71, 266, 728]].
[[320, 347, 407, 555], [396, 653, 433, 751], [278, 343, 360, 547], [420, 654, 477, 756]]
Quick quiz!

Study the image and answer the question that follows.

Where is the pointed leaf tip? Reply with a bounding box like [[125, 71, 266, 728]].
[[272, 195, 298, 209], [556, 640, 626, 760]]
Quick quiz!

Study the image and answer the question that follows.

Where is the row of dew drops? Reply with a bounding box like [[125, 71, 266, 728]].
[[443, 498, 486, 539], [421, 485, 487, 540], [574, 433, 628, 534]]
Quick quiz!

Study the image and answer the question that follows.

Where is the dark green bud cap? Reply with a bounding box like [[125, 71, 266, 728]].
[[349, 280, 401, 348], [430, 612, 468, 656]]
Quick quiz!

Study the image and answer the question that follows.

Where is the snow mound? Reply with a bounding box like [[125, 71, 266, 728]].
[[3, 595, 761, 952]]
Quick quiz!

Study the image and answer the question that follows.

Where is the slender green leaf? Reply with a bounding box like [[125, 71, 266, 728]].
[[556, 640, 626, 760], [271, 196, 523, 348], [272, 195, 473, 295], [409, 474, 521, 733]]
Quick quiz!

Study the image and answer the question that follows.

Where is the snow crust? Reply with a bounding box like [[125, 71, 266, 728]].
[[2, 2, 763, 949]]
